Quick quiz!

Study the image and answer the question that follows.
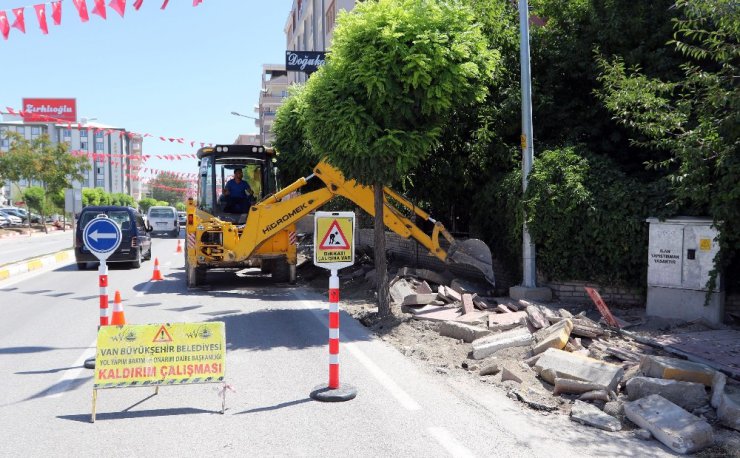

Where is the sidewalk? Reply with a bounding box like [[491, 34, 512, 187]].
[[0, 225, 72, 239]]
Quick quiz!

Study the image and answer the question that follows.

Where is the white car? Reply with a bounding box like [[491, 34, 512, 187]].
[[0, 210, 22, 225], [147, 206, 180, 237]]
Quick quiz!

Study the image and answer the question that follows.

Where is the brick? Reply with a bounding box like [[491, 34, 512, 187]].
[[624, 394, 714, 454]]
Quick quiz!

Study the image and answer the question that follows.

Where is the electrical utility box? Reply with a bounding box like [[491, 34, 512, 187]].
[[646, 217, 724, 324]]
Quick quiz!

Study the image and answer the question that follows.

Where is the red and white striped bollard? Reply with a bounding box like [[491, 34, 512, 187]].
[[98, 262, 109, 326]]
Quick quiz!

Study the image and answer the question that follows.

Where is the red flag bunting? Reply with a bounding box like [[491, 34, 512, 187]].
[[12, 8, 26, 33], [160, 0, 169, 10], [72, 0, 90, 22], [0, 12, 9, 40], [34, 4, 48, 34], [133, 0, 143, 11], [193, 0, 203, 6], [51, 1, 62, 25], [92, 0, 106, 19], [109, 0, 125, 18]]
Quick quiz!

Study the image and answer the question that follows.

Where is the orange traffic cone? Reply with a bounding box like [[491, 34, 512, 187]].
[[176, 239, 183, 253], [110, 290, 126, 325], [151, 257, 164, 281]]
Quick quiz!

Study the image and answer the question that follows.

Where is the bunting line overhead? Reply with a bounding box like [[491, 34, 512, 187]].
[[0, 0, 205, 41]]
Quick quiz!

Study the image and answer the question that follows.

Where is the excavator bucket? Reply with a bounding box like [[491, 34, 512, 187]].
[[448, 239, 496, 287]]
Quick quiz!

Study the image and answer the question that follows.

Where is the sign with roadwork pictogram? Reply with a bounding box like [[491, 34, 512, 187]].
[[314, 211, 355, 270]]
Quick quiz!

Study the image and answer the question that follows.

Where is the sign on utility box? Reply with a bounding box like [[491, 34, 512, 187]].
[[313, 211, 355, 270]]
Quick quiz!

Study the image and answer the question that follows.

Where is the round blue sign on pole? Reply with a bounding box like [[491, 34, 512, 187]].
[[82, 215, 122, 261]]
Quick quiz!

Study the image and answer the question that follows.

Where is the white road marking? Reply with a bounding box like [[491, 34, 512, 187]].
[[295, 295, 421, 411], [428, 426, 476, 458], [47, 339, 97, 399]]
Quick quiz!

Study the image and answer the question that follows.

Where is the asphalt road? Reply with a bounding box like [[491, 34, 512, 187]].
[[0, 235, 674, 457], [0, 230, 73, 266]]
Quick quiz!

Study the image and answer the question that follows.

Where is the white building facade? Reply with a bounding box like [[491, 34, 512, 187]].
[[0, 114, 143, 205]]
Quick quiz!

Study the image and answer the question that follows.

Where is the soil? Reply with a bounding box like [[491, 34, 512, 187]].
[[295, 245, 740, 456]]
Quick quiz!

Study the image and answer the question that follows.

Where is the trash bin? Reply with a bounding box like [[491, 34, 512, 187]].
[[646, 217, 725, 324]]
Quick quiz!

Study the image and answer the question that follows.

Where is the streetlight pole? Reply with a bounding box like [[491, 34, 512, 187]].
[[231, 111, 263, 146], [510, 0, 551, 301]]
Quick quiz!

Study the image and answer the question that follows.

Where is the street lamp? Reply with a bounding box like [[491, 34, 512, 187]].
[[230, 111, 264, 146]]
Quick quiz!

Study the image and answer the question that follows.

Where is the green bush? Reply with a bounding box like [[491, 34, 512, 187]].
[[521, 146, 670, 286]]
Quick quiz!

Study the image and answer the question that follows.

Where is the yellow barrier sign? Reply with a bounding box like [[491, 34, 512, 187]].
[[93, 322, 225, 389], [314, 211, 355, 270]]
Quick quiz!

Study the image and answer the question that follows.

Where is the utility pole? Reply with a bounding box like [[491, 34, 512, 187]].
[[510, 0, 552, 302]]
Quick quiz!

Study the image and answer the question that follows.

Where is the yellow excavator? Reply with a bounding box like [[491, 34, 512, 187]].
[[184, 144, 494, 287]]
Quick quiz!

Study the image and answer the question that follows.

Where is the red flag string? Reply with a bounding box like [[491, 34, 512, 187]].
[[72, 0, 90, 23], [91, 0, 106, 20], [11, 7, 26, 33], [34, 4, 48, 34], [0, 12, 10, 40], [51, 1, 62, 25], [109, 0, 126, 18]]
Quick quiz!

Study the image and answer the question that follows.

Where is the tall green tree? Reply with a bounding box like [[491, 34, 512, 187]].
[[273, 85, 318, 185], [597, 0, 739, 290], [302, 0, 498, 317]]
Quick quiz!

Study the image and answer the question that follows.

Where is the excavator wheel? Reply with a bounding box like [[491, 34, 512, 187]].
[[272, 258, 291, 283]]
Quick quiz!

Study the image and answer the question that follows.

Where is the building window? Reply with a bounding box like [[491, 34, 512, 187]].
[[62, 128, 72, 138], [31, 126, 41, 135], [95, 142, 104, 150], [326, 1, 336, 33], [80, 130, 88, 138], [96, 179, 105, 188], [80, 141, 88, 150], [97, 167, 104, 174], [94, 131, 104, 139]]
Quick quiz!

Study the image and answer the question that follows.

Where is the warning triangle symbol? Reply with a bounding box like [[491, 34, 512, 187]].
[[319, 220, 350, 250], [152, 325, 174, 343]]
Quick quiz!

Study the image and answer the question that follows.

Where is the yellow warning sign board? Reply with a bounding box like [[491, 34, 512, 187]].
[[314, 211, 355, 269], [699, 238, 712, 251], [93, 322, 225, 389]]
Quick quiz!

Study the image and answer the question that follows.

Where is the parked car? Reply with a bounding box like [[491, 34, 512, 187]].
[[177, 211, 186, 225], [75, 206, 152, 269], [0, 207, 42, 223], [0, 213, 11, 227], [147, 206, 179, 237], [0, 210, 23, 225]]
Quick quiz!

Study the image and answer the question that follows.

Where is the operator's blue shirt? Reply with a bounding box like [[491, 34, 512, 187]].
[[225, 179, 251, 199]]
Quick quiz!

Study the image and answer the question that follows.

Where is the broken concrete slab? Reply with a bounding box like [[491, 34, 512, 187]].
[[534, 348, 624, 392], [713, 373, 740, 431], [570, 400, 621, 432], [409, 305, 488, 325], [390, 278, 418, 304], [711, 371, 726, 409], [438, 321, 491, 343], [416, 281, 433, 294], [640, 355, 716, 386], [513, 387, 559, 411], [532, 319, 573, 355], [553, 378, 608, 395], [472, 327, 533, 360], [401, 294, 439, 306], [501, 367, 522, 384], [579, 390, 610, 402], [488, 311, 527, 331], [450, 278, 491, 296], [526, 305, 549, 329], [443, 286, 462, 302], [397, 267, 452, 286], [626, 376, 709, 411], [461, 294, 475, 315], [624, 394, 714, 454]]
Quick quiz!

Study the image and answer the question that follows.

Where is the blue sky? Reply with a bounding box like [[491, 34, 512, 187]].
[[0, 0, 293, 175]]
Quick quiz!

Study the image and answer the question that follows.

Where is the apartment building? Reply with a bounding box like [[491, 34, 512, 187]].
[[0, 103, 142, 204]]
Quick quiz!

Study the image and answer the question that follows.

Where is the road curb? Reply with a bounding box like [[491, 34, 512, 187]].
[[0, 249, 74, 281]]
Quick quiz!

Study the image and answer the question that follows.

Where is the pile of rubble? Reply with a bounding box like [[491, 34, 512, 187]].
[[390, 267, 740, 455]]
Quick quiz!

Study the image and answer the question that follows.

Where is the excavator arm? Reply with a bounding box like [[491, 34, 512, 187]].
[[227, 160, 495, 285]]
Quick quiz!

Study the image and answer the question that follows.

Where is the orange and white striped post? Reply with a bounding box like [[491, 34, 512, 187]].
[[310, 211, 357, 402]]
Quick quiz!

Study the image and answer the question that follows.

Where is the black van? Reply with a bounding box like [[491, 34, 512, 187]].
[[75, 206, 153, 269]]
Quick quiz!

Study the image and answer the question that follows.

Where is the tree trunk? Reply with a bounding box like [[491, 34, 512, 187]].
[[373, 183, 391, 318]]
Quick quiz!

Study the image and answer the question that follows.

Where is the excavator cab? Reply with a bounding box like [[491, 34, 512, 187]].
[[196, 145, 277, 225]]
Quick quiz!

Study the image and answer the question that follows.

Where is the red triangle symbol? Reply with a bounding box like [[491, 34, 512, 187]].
[[152, 325, 174, 343], [319, 220, 350, 250]]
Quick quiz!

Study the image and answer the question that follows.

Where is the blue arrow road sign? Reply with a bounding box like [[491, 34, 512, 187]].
[[83, 216, 122, 260]]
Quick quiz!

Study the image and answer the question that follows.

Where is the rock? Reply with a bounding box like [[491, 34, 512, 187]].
[[603, 401, 624, 419], [501, 367, 522, 384], [624, 394, 714, 455], [711, 371, 726, 409], [570, 400, 622, 432], [438, 321, 491, 343], [534, 348, 624, 392], [480, 363, 500, 376], [390, 278, 418, 304], [532, 319, 573, 355], [553, 378, 608, 395], [513, 387, 559, 411], [402, 293, 441, 306], [526, 305, 549, 329], [717, 384, 740, 431], [471, 327, 533, 360], [626, 376, 709, 411], [639, 355, 716, 386], [558, 308, 574, 319]]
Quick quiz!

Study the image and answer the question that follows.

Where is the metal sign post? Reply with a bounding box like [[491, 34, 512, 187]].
[[81, 214, 122, 369], [310, 211, 357, 402]]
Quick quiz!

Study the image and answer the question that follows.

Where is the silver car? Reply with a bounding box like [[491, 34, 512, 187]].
[[147, 206, 179, 237]]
